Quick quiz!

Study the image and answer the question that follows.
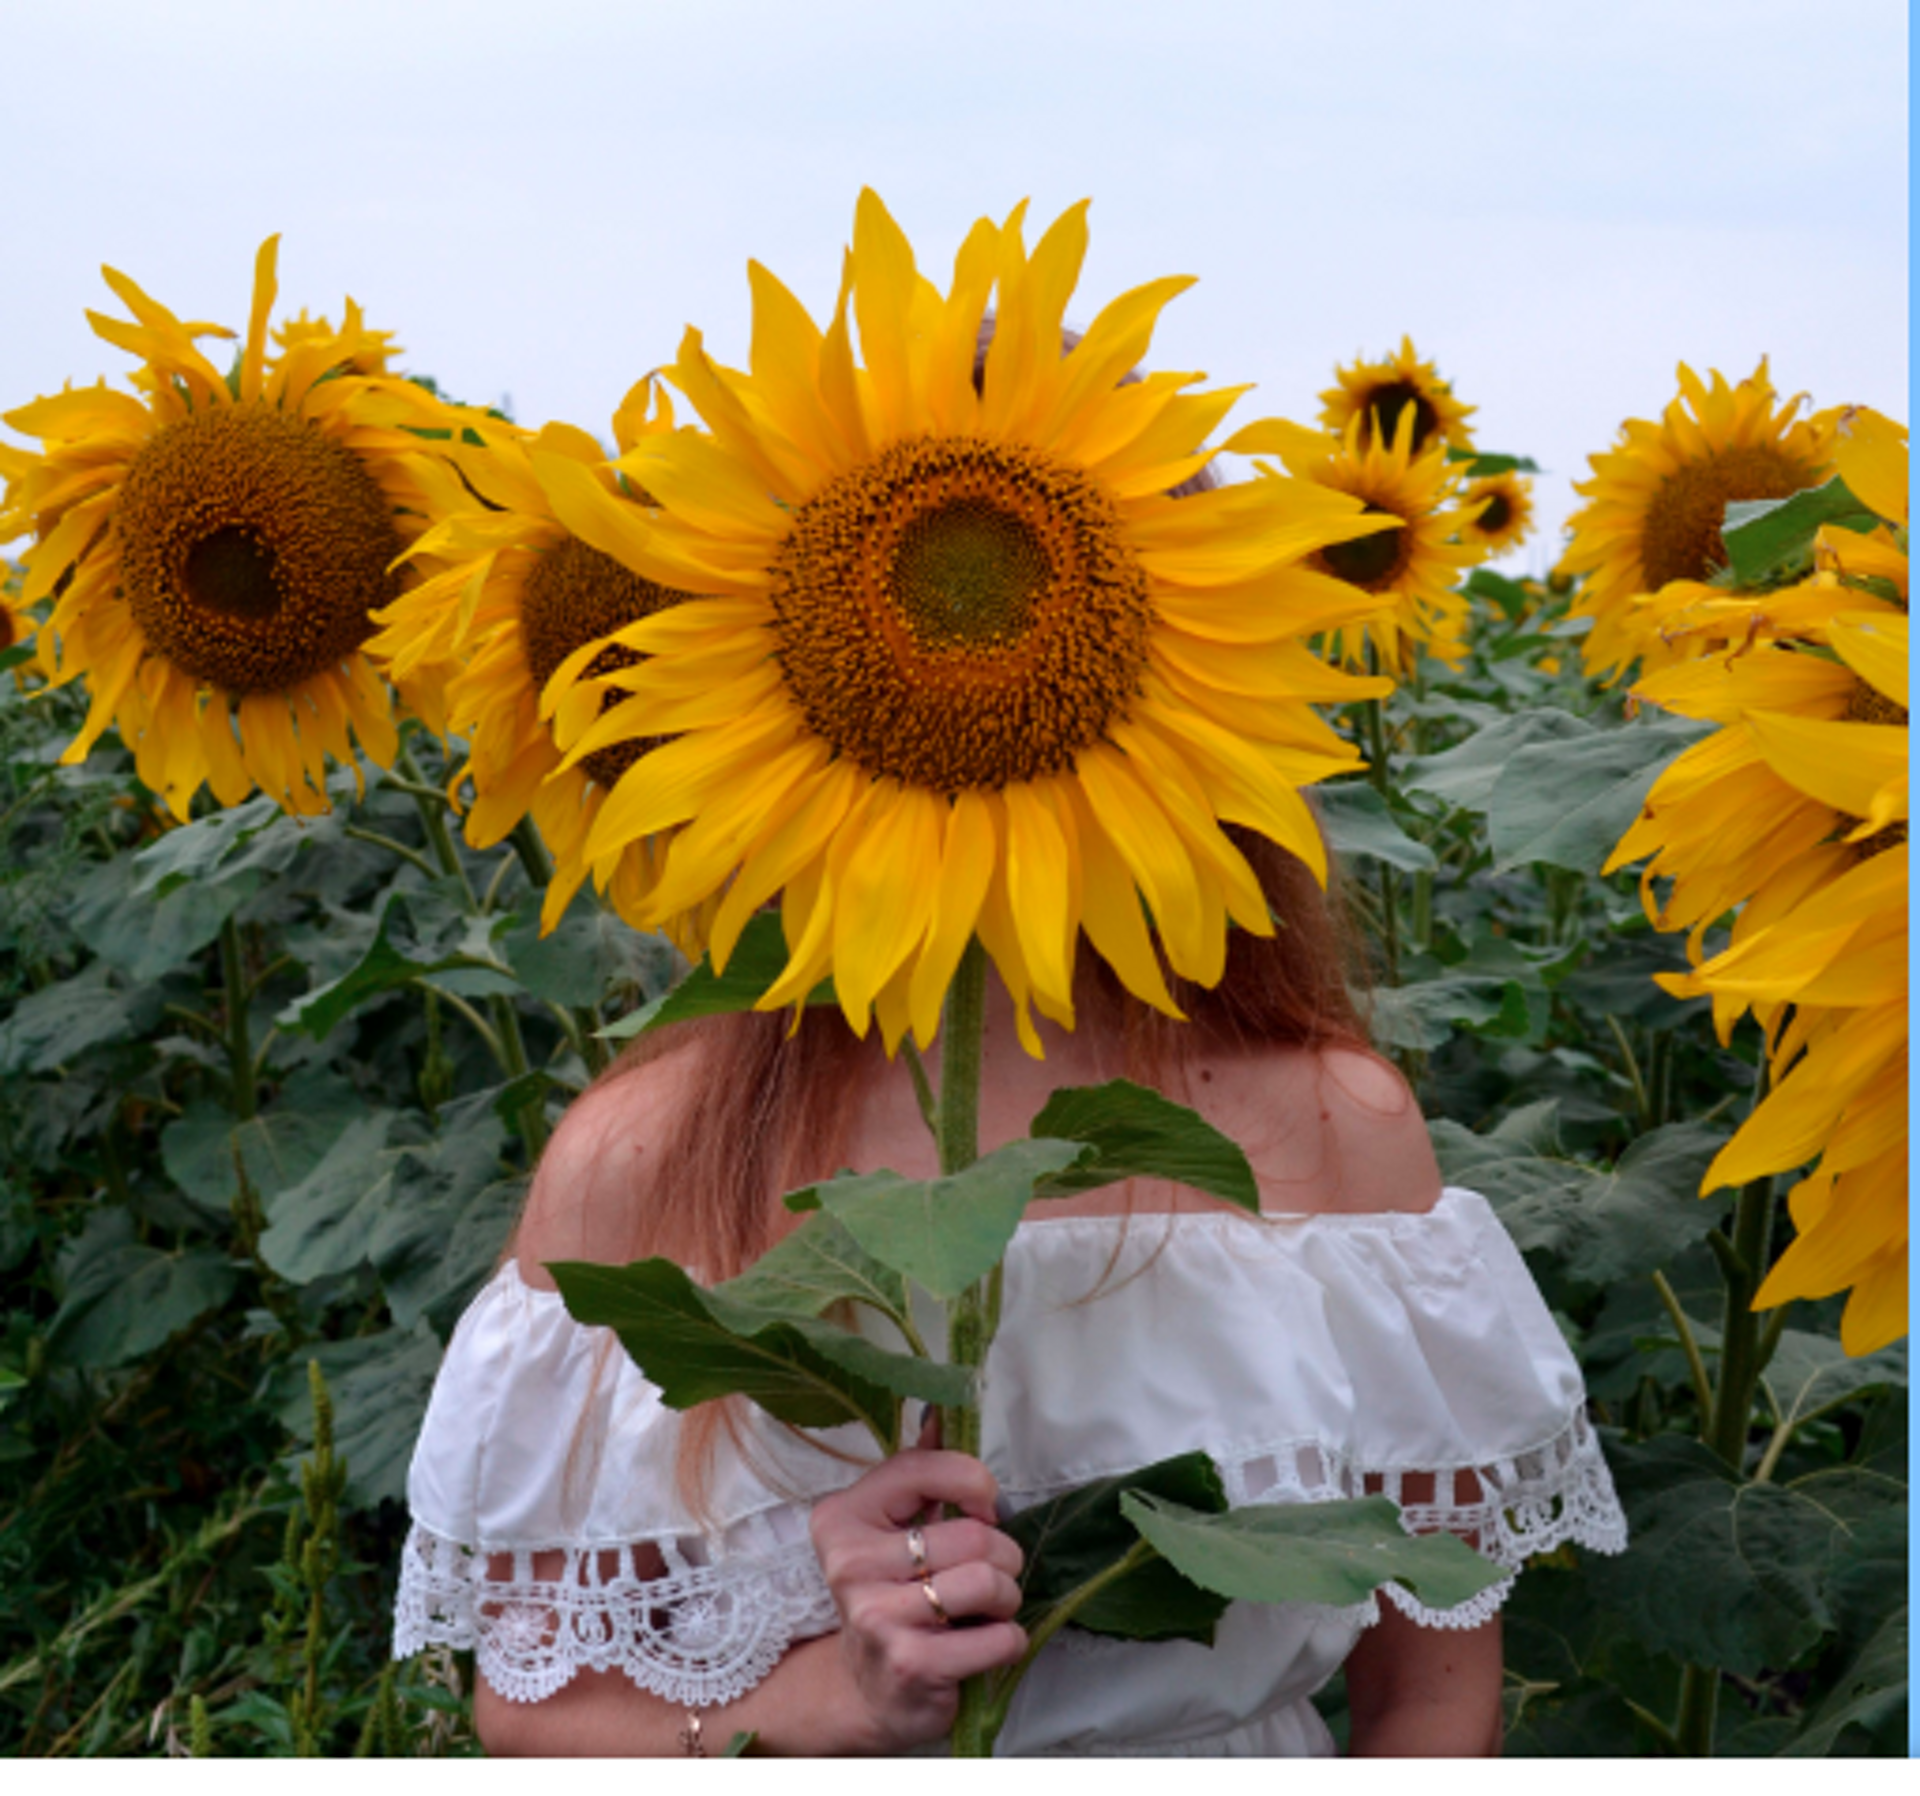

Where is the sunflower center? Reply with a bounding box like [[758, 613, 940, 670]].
[[1477, 493, 1513, 536], [1639, 444, 1821, 589], [520, 533, 689, 789], [1366, 383, 1439, 455], [1315, 510, 1407, 591], [1843, 680, 1908, 730], [117, 401, 402, 694], [769, 436, 1151, 793]]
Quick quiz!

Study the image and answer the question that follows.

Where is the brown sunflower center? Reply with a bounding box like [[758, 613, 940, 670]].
[[1843, 679, 1908, 730], [1364, 382, 1440, 455], [519, 533, 689, 789], [1639, 444, 1822, 590], [1476, 493, 1513, 536], [769, 436, 1151, 793], [1314, 509, 1408, 592], [116, 401, 401, 694]]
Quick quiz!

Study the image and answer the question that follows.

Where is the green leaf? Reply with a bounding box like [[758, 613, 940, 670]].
[[787, 1139, 1089, 1299], [1003, 1452, 1229, 1644], [1430, 1106, 1731, 1287], [1759, 1330, 1906, 1436], [1721, 477, 1878, 587], [1119, 1490, 1506, 1613], [1401, 710, 1592, 812], [1485, 714, 1711, 873], [46, 1232, 238, 1370], [718, 1212, 910, 1329], [369, 1093, 518, 1334], [276, 893, 514, 1040], [266, 1323, 445, 1509], [256, 1113, 400, 1284], [1781, 1605, 1909, 1756], [1583, 1433, 1903, 1677], [597, 910, 833, 1042], [128, 794, 326, 898], [0, 961, 164, 1076], [70, 848, 255, 981], [1027, 1080, 1259, 1211], [162, 1066, 366, 1217], [548, 1257, 969, 1439], [1312, 783, 1437, 873], [1446, 449, 1541, 477], [498, 904, 677, 1010]]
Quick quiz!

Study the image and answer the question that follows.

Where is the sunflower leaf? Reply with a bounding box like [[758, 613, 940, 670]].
[[598, 910, 834, 1042], [1118, 1491, 1506, 1613], [784, 1138, 1091, 1299], [127, 794, 326, 899], [1316, 782, 1438, 873], [1003, 1451, 1229, 1644], [718, 1212, 911, 1331], [1720, 476, 1880, 587], [548, 1256, 969, 1437], [1430, 1107, 1732, 1289], [1447, 449, 1541, 477], [1028, 1080, 1259, 1211]]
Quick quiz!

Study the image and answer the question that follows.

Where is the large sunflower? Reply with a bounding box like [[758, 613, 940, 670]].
[[1319, 336, 1476, 457], [368, 383, 704, 936], [1609, 410, 1908, 1353], [1558, 361, 1835, 683], [0, 238, 472, 820], [1245, 411, 1481, 673], [535, 192, 1396, 1053], [1458, 470, 1534, 559]]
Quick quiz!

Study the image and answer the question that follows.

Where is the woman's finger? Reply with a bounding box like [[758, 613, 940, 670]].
[[835, 1447, 1001, 1528], [915, 1515, 1024, 1582]]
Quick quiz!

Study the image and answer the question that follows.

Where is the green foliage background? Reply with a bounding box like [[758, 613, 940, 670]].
[[0, 568, 1904, 1755]]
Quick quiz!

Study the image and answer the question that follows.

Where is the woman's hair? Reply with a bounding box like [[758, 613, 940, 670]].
[[523, 316, 1375, 1514]]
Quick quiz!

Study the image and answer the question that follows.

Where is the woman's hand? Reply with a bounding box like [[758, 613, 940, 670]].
[[808, 1447, 1028, 1754]]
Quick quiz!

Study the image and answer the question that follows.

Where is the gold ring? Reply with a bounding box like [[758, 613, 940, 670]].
[[906, 1525, 930, 1579], [919, 1574, 953, 1627]]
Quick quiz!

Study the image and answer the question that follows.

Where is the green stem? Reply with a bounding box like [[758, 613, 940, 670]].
[[342, 826, 438, 882], [1650, 1269, 1713, 1424], [220, 918, 256, 1122], [1674, 1058, 1777, 1757], [1606, 1015, 1649, 1130]]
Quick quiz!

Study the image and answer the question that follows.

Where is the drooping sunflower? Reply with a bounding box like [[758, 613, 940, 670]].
[[1609, 409, 1908, 1353], [0, 238, 473, 820], [368, 382, 707, 937], [1319, 336, 1476, 457], [1245, 412, 1482, 673], [1458, 470, 1534, 559], [1558, 361, 1836, 683], [535, 192, 1397, 1052]]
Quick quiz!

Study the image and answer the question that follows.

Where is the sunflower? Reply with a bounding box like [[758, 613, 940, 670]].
[[534, 192, 1396, 1053], [1319, 336, 1476, 459], [0, 238, 473, 820], [1557, 361, 1835, 683], [1247, 411, 1481, 673], [1610, 410, 1908, 1352], [368, 382, 707, 938], [1459, 470, 1534, 558]]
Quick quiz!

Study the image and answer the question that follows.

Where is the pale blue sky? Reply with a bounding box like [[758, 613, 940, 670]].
[[4, 0, 1908, 570]]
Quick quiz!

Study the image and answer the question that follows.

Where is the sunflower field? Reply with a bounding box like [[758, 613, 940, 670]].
[[0, 200, 1906, 1757]]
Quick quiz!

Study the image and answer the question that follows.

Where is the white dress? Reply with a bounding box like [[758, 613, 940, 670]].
[[392, 1188, 1627, 1756]]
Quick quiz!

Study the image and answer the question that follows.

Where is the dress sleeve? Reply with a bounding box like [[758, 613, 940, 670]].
[[390, 1265, 852, 1707]]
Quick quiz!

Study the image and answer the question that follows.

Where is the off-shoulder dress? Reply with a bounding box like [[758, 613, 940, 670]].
[[393, 1187, 1627, 1756]]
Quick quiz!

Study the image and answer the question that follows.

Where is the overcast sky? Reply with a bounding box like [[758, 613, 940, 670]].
[[3, 0, 1907, 573]]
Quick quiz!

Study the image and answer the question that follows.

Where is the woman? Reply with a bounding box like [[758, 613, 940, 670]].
[[393, 830, 1626, 1755]]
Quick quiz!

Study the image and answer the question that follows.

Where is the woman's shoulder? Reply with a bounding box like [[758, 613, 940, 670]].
[[513, 1042, 709, 1289], [1190, 1040, 1443, 1219]]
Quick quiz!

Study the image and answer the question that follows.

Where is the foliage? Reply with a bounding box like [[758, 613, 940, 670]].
[[0, 556, 1903, 1757]]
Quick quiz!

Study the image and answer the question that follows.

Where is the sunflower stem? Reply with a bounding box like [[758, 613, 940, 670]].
[[935, 939, 1000, 1759], [1674, 1058, 1777, 1757], [342, 826, 439, 883], [220, 918, 257, 1122]]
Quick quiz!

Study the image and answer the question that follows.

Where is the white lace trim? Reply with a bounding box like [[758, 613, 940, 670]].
[[391, 1525, 839, 1708], [393, 1407, 1625, 1702]]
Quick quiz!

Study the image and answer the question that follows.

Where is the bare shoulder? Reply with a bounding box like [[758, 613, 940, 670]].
[[1193, 1041, 1441, 1218], [1308, 1046, 1443, 1216], [512, 1044, 705, 1288]]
